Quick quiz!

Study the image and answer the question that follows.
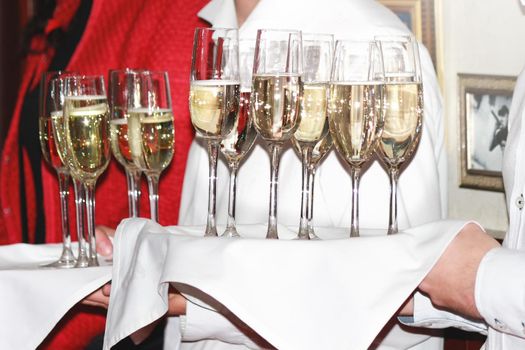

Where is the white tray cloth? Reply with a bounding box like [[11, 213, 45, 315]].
[[104, 218, 469, 350], [0, 243, 112, 350]]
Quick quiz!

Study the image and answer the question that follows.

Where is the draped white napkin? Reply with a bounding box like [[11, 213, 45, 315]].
[[0, 243, 111, 350], [104, 218, 469, 350]]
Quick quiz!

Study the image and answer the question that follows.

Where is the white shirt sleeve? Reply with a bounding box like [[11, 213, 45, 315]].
[[399, 292, 487, 334], [402, 247, 525, 341], [475, 247, 525, 338], [179, 295, 259, 348]]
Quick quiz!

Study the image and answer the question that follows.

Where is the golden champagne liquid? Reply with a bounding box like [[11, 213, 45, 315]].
[[110, 116, 140, 171], [378, 82, 423, 166], [294, 82, 329, 143], [220, 90, 257, 164], [128, 108, 174, 175], [252, 74, 302, 141], [189, 80, 240, 139], [51, 111, 69, 166], [328, 82, 383, 166], [51, 110, 83, 180], [63, 96, 111, 183], [39, 112, 67, 170]]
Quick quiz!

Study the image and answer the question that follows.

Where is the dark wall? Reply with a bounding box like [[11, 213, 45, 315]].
[[0, 0, 29, 149]]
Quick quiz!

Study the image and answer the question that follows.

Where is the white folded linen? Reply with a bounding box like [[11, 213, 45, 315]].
[[104, 218, 470, 349], [0, 243, 111, 350]]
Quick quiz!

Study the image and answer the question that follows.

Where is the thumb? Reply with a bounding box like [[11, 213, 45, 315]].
[[95, 226, 114, 257]]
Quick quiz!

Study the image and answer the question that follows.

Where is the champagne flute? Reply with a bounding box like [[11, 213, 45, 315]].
[[50, 75, 89, 267], [63, 75, 111, 266], [109, 69, 142, 218], [328, 40, 384, 237], [38, 71, 76, 268], [190, 28, 240, 237], [291, 33, 333, 240], [220, 39, 258, 237], [375, 36, 423, 235], [252, 29, 303, 239], [127, 70, 174, 223]]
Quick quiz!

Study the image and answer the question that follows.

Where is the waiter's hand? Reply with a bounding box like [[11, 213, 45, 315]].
[[83, 283, 112, 308], [419, 223, 500, 319], [95, 225, 115, 260]]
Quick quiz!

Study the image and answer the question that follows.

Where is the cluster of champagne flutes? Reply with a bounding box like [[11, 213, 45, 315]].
[[108, 69, 174, 223], [189, 28, 423, 240], [38, 70, 174, 268], [39, 72, 110, 267]]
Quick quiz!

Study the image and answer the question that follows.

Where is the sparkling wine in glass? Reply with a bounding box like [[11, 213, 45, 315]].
[[127, 70, 174, 223], [220, 39, 257, 237], [328, 40, 384, 237], [252, 29, 303, 239], [62, 75, 111, 266], [38, 71, 76, 268], [50, 75, 90, 267], [291, 33, 333, 240], [375, 36, 423, 235], [109, 69, 142, 218], [190, 27, 240, 237]]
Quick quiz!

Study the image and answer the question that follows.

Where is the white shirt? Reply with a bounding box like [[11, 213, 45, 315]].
[[174, 0, 447, 349], [481, 67, 525, 348]]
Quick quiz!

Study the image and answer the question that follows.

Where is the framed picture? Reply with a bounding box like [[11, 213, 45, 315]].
[[378, 0, 437, 67], [459, 74, 516, 192]]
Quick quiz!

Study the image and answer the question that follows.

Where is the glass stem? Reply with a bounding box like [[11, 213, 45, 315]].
[[266, 142, 282, 239], [56, 170, 75, 264], [307, 167, 316, 235], [224, 161, 240, 237], [73, 179, 89, 268], [84, 181, 99, 266], [297, 145, 312, 240], [147, 174, 160, 222], [388, 166, 399, 235], [205, 141, 220, 237], [126, 169, 141, 218], [350, 167, 361, 238]]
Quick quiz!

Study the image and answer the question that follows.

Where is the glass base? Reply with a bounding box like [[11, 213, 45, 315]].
[[293, 236, 309, 241], [293, 233, 321, 240], [266, 232, 279, 239], [308, 229, 320, 240], [295, 229, 310, 240], [387, 227, 398, 235], [204, 224, 218, 237], [221, 227, 240, 238], [89, 256, 100, 267], [41, 247, 76, 268], [75, 254, 90, 268], [40, 258, 76, 269]]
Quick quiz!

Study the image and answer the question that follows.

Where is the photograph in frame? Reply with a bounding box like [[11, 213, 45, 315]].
[[459, 74, 516, 192]]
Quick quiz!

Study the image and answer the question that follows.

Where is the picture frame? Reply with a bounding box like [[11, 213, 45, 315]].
[[378, 0, 437, 67], [458, 74, 516, 192]]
